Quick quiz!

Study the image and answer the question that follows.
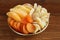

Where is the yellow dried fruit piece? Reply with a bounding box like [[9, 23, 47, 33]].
[[7, 12, 21, 22]]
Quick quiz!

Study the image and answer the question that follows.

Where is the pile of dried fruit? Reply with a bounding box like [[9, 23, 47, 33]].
[[7, 3, 50, 34]]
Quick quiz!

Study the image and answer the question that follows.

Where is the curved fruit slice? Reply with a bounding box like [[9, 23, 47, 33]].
[[26, 23, 36, 33], [33, 23, 41, 33], [22, 25, 29, 34], [21, 15, 33, 24], [7, 12, 21, 22], [26, 15, 33, 23], [41, 13, 50, 22], [20, 5, 30, 13], [16, 22, 21, 31], [21, 16, 28, 24], [36, 17, 46, 28], [9, 19, 14, 27], [20, 24, 29, 34], [13, 22, 17, 30], [23, 3, 33, 10], [20, 24, 24, 33], [10, 8, 27, 18], [12, 5, 30, 14], [16, 5, 30, 14], [29, 8, 35, 16], [40, 8, 48, 17], [41, 8, 47, 14], [21, 5, 31, 13]]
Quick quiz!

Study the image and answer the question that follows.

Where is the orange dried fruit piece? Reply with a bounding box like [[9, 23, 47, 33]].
[[20, 24, 29, 34], [16, 22, 21, 31], [9, 19, 14, 27], [26, 23, 36, 33], [13, 22, 17, 30], [25, 15, 33, 23], [22, 25, 29, 34], [21, 17, 28, 24], [21, 15, 33, 24]]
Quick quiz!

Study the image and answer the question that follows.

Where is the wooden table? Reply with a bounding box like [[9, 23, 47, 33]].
[[0, 0, 60, 40]]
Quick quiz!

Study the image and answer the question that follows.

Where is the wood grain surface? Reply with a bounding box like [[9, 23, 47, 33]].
[[0, 0, 60, 40]]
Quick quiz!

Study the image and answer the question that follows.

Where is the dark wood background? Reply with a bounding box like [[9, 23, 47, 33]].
[[0, 0, 60, 40]]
